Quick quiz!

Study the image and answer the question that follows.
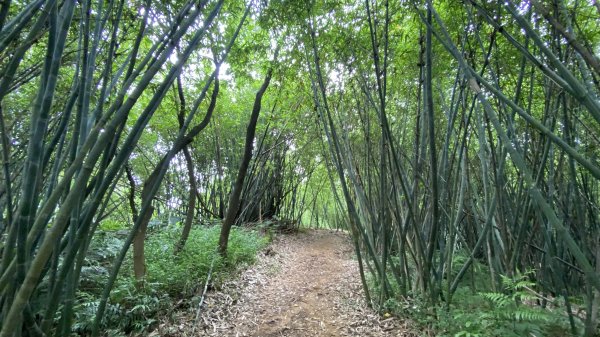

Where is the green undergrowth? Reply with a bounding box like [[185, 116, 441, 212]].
[[428, 281, 577, 337], [368, 264, 579, 337], [74, 225, 268, 336]]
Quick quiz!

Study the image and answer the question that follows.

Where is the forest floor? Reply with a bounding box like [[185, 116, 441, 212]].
[[154, 229, 419, 337]]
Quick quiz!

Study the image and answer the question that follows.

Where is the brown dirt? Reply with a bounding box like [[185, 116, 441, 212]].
[[154, 229, 418, 337]]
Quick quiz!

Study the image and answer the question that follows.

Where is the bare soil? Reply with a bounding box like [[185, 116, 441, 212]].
[[154, 229, 418, 337]]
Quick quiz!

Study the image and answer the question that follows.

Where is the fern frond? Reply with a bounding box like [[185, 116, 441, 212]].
[[481, 292, 511, 307], [513, 279, 536, 290], [513, 309, 549, 322]]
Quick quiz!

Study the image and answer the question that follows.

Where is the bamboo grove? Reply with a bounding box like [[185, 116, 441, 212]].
[[0, 1, 246, 335], [302, 0, 600, 335], [1, 0, 600, 336]]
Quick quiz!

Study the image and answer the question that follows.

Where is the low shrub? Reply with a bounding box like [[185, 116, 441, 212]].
[[143, 225, 267, 295], [73, 224, 267, 336], [384, 271, 579, 337]]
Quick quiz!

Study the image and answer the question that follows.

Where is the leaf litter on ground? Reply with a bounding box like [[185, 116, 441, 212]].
[[152, 229, 419, 337]]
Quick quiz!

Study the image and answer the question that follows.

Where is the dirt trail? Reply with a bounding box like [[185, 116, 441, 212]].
[[249, 230, 348, 336], [157, 230, 416, 336]]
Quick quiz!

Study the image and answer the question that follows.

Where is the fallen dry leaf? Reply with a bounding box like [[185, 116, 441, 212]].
[[153, 230, 419, 337]]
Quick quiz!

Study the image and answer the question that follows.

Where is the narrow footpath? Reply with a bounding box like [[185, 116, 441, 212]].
[[157, 230, 417, 336]]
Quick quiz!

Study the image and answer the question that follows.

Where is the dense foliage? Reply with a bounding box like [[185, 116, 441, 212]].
[[76, 225, 265, 336], [0, 0, 599, 336]]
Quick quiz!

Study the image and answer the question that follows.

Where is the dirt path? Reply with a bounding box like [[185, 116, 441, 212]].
[[246, 230, 351, 336], [157, 230, 416, 337]]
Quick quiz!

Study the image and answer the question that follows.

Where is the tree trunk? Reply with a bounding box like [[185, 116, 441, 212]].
[[131, 77, 219, 280], [132, 205, 153, 281], [174, 74, 197, 254], [218, 67, 273, 256], [174, 145, 197, 254]]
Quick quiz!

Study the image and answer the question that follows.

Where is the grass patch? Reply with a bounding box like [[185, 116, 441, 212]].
[[74, 225, 267, 336]]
